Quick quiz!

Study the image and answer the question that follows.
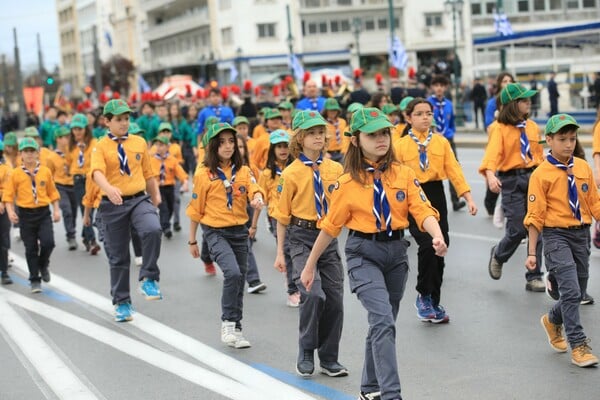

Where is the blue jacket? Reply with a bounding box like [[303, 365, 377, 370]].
[[295, 96, 326, 112], [484, 97, 496, 130], [427, 95, 455, 140], [196, 105, 234, 134]]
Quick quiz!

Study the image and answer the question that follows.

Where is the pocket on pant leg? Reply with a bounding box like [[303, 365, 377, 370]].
[[347, 258, 372, 294]]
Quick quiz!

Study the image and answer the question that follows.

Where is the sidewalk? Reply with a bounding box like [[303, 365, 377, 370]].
[[455, 127, 594, 148]]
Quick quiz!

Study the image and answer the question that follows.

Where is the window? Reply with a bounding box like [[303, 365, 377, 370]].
[[485, 2, 495, 13], [341, 20, 350, 31], [377, 17, 387, 29], [471, 3, 482, 15], [566, 0, 579, 7], [549, 0, 562, 9], [364, 18, 375, 30], [425, 13, 442, 27], [337, 0, 352, 4], [330, 20, 339, 32], [258, 23, 276, 38], [534, 0, 546, 10], [518, 0, 530, 11], [304, 0, 321, 6], [221, 27, 232, 45], [308, 22, 317, 34], [394, 17, 399, 28], [583, 0, 595, 7], [319, 21, 328, 33]]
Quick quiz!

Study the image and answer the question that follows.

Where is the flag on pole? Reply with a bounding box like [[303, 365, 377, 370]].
[[389, 36, 408, 72], [288, 54, 305, 82], [104, 31, 113, 47], [138, 74, 152, 93], [229, 64, 238, 83], [494, 11, 513, 36]]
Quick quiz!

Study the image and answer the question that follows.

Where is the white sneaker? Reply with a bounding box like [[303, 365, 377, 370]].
[[135, 257, 143, 267], [227, 329, 251, 349], [13, 228, 21, 241], [492, 202, 504, 229], [286, 292, 300, 308], [221, 321, 237, 344]]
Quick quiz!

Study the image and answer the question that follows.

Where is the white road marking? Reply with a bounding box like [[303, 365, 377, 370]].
[[9, 253, 316, 400], [0, 294, 99, 400]]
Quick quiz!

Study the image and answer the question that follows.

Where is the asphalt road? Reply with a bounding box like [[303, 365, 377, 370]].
[[1, 147, 598, 400]]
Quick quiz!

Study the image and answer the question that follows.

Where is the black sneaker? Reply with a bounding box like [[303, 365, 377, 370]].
[[581, 293, 594, 305], [452, 200, 466, 211], [173, 222, 182, 232], [67, 238, 78, 250], [296, 349, 314, 377], [41, 268, 51, 283], [358, 392, 382, 400], [83, 239, 91, 252], [247, 281, 267, 294], [545, 272, 559, 301], [1, 273, 13, 285], [31, 281, 42, 293], [164, 230, 173, 239], [320, 361, 348, 377]]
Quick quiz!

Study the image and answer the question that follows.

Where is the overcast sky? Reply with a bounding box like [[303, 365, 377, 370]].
[[0, 1, 60, 73]]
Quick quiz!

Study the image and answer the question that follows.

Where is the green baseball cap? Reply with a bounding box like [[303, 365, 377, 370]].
[[158, 122, 173, 132], [153, 136, 170, 145], [269, 129, 290, 145], [54, 126, 71, 138], [103, 99, 132, 115], [348, 107, 394, 135], [292, 110, 327, 130], [3, 132, 17, 146], [128, 122, 145, 135], [19, 137, 40, 151], [202, 122, 236, 148], [324, 98, 341, 111], [500, 83, 537, 105], [347, 102, 364, 114], [544, 114, 579, 135], [232, 116, 250, 127], [264, 108, 282, 121], [24, 126, 40, 138], [382, 104, 399, 115], [277, 101, 294, 110], [0, 140, 4, 151], [204, 116, 219, 129], [399, 96, 414, 111], [70, 113, 88, 129], [259, 107, 270, 115]]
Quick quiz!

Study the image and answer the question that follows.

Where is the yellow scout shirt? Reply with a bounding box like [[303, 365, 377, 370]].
[[252, 134, 271, 170], [150, 154, 189, 186], [325, 117, 348, 153], [46, 149, 74, 186], [186, 164, 264, 228], [392, 123, 406, 143], [150, 142, 184, 164], [524, 157, 600, 232], [252, 124, 268, 141], [69, 139, 97, 176], [478, 120, 543, 174], [0, 162, 11, 201], [90, 134, 156, 196], [394, 129, 471, 197], [81, 172, 102, 209], [319, 162, 439, 237], [258, 162, 288, 217], [3, 165, 60, 208], [273, 157, 343, 225], [592, 121, 600, 155]]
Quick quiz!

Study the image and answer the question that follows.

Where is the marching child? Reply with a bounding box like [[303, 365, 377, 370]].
[[480, 83, 545, 291], [0, 139, 13, 284], [321, 98, 348, 163], [272, 110, 346, 378], [394, 98, 477, 323], [300, 107, 446, 400], [150, 135, 189, 238], [4, 138, 61, 293], [524, 114, 599, 367], [233, 116, 255, 162], [252, 129, 299, 306], [252, 109, 284, 170], [187, 122, 265, 348], [91, 99, 163, 322]]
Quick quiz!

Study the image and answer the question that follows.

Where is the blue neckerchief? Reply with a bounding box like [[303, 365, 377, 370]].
[[298, 153, 327, 220], [364, 163, 392, 236], [516, 121, 532, 162], [108, 133, 131, 176], [154, 152, 169, 185], [21, 162, 40, 204], [407, 129, 433, 172], [546, 152, 582, 223], [216, 164, 236, 209]]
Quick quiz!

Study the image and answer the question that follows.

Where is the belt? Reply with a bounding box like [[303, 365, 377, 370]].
[[73, 174, 86, 180], [102, 191, 145, 202], [548, 224, 591, 230], [328, 150, 341, 154], [497, 167, 536, 177], [349, 229, 404, 242], [290, 216, 319, 230]]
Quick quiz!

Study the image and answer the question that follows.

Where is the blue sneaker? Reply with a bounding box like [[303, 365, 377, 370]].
[[114, 302, 134, 322], [139, 279, 163, 300], [432, 304, 450, 324], [415, 294, 436, 321]]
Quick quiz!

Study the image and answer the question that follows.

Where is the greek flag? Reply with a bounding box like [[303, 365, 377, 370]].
[[494, 12, 514, 36], [389, 36, 408, 72], [138, 74, 152, 93], [229, 64, 238, 83], [104, 31, 113, 47], [288, 54, 305, 82]]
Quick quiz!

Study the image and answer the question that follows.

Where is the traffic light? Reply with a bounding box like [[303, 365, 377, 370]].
[[46, 76, 54, 85]]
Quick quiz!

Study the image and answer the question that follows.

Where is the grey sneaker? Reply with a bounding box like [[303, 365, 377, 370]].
[[67, 238, 78, 250], [227, 329, 251, 349], [488, 245, 503, 280], [31, 281, 42, 293], [526, 278, 545, 292]]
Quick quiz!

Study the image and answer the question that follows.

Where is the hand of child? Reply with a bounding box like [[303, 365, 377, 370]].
[[248, 226, 257, 239], [467, 200, 478, 216], [8, 211, 18, 224], [432, 236, 447, 257], [52, 210, 61, 223], [0, 203, 4, 214], [181, 181, 189, 193], [189, 243, 200, 258], [106, 185, 123, 205], [151, 193, 162, 208], [525, 255, 537, 271], [83, 215, 91, 227], [250, 196, 264, 210], [300, 266, 315, 292], [273, 254, 286, 273], [487, 175, 502, 194]]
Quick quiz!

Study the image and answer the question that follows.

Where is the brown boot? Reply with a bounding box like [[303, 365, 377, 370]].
[[540, 314, 567, 353], [571, 341, 599, 367]]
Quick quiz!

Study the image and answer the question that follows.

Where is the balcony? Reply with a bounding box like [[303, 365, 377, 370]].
[[145, 8, 209, 42], [141, 0, 176, 12]]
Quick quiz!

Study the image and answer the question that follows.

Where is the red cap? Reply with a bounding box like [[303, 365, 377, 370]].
[[375, 73, 383, 85], [303, 71, 311, 83]]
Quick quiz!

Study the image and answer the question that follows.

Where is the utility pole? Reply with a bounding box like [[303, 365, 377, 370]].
[[497, 0, 506, 70], [93, 25, 103, 96], [13, 28, 26, 129], [388, 0, 396, 85], [285, 4, 295, 79], [37, 33, 45, 82], [1, 54, 9, 114]]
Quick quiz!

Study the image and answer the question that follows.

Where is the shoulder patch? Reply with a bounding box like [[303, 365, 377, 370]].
[[529, 194, 536, 202], [328, 183, 335, 193], [396, 190, 405, 202], [582, 183, 588, 193], [136, 153, 141, 161], [192, 192, 198, 199]]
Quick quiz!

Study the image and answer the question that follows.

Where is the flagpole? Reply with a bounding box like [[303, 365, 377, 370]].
[[497, 0, 507, 70], [286, 5, 295, 79], [388, 0, 396, 88]]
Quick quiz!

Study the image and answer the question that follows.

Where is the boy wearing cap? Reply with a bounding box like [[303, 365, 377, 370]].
[[252, 109, 284, 170], [91, 99, 163, 322], [47, 127, 77, 250], [39, 106, 60, 149], [150, 135, 189, 239], [233, 116, 255, 159], [2, 132, 18, 168], [23, 127, 54, 170], [195, 88, 235, 136], [321, 98, 348, 163], [524, 114, 599, 367], [136, 102, 160, 143], [3, 137, 61, 293], [278, 101, 294, 129], [0, 139, 14, 284], [272, 110, 346, 378]]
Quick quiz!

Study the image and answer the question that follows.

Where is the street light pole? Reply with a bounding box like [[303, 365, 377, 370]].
[[445, 0, 464, 127], [497, 0, 507, 70], [236, 47, 243, 86], [285, 4, 295, 78], [352, 17, 361, 69]]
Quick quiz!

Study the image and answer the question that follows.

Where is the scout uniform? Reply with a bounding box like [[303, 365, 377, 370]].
[[394, 120, 472, 322], [195, 116, 220, 171], [272, 110, 345, 377], [0, 140, 13, 284], [69, 113, 100, 253], [81, 171, 104, 243], [2, 132, 18, 168], [186, 122, 265, 348], [322, 98, 348, 163], [91, 99, 163, 321], [321, 108, 440, 399], [394, 96, 413, 142], [150, 135, 188, 238], [479, 83, 545, 289], [23, 127, 54, 170], [524, 114, 599, 367], [126, 121, 147, 261], [252, 109, 285, 170], [233, 116, 256, 161], [47, 127, 77, 249], [3, 138, 60, 292], [277, 101, 294, 130]]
